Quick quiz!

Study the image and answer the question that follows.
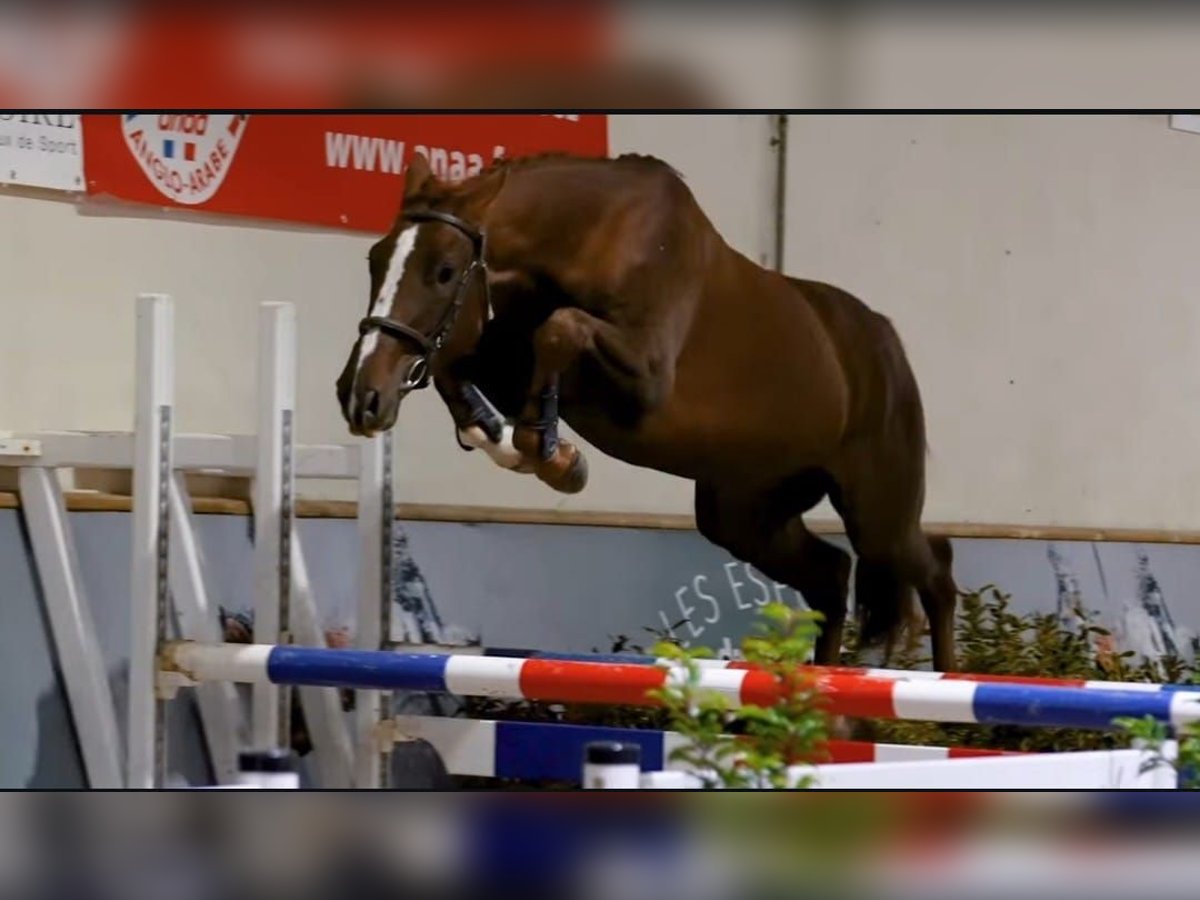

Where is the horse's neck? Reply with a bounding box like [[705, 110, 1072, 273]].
[[482, 168, 608, 276]]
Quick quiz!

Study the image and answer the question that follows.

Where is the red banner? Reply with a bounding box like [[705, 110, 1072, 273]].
[[81, 114, 608, 232]]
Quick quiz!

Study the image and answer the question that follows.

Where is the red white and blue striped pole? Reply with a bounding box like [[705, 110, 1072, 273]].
[[474, 646, 1200, 693], [164, 641, 1200, 731]]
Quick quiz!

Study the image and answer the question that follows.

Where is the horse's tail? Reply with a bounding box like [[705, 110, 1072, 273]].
[[853, 533, 950, 656], [856, 530, 953, 660], [855, 582, 920, 657]]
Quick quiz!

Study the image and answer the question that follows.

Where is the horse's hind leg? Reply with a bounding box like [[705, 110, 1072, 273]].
[[694, 480, 852, 664], [830, 455, 960, 672], [921, 534, 958, 671]]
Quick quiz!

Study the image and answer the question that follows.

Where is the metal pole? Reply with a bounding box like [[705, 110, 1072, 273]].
[[379, 429, 395, 788], [253, 302, 296, 752], [355, 431, 394, 788], [771, 114, 789, 274], [168, 473, 244, 784], [289, 535, 355, 787], [129, 293, 174, 789], [20, 466, 124, 787]]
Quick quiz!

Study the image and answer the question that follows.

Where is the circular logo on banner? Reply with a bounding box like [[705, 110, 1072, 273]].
[[121, 113, 247, 205]]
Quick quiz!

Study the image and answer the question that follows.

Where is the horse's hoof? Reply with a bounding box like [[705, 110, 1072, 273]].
[[538, 443, 588, 494], [512, 425, 543, 459]]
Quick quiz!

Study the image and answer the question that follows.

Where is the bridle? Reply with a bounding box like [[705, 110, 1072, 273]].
[[357, 208, 490, 391]]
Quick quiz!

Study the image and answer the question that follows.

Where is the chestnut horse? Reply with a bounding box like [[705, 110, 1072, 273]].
[[336, 151, 959, 671]]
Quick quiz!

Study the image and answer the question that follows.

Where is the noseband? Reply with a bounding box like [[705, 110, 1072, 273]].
[[357, 208, 490, 391]]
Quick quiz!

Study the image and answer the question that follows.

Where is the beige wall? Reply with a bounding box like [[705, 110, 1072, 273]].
[[0, 115, 777, 513], [786, 114, 1200, 530], [11, 114, 1194, 530]]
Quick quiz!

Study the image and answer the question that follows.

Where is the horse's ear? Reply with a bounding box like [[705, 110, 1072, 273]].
[[465, 167, 508, 213], [404, 152, 435, 199]]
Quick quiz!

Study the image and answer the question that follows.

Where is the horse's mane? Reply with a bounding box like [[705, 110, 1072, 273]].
[[481, 150, 679, 178], [427, 151, 682, 201], [405, 151, 685, 216]]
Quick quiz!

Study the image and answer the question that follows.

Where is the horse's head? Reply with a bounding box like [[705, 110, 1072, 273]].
[[337, 153, 501, 436]]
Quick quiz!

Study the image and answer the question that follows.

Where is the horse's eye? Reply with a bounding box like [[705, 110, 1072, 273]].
[[436, 263, 456, 285]]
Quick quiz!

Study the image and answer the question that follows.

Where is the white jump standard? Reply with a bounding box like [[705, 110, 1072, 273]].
[[3, 295, 396, 788], [117, 294, 395, 788]]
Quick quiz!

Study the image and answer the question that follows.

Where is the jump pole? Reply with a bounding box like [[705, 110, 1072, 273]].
[[252, 302, 296, 753], [161, 643, 1200, 732], [129, 293, 174, 789], [355, 430, 395, 788], [257, 299, 358, 785], [468, 647, 1200, 694]]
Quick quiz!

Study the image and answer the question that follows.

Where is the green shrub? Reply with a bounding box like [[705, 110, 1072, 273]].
[[649, 603, 828, 788], [842, 585, 1196, 753], [451, 582, 1200, 786], [1113, 714, 1200, 789]]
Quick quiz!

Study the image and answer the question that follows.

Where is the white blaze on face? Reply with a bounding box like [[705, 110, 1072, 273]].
[[356, 224, 420, 377]]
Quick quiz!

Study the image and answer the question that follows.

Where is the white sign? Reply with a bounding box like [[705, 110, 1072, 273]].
[[121, 113, 247, 206], [0, 113, 84, 191], [1169, 114, 1200, 135]]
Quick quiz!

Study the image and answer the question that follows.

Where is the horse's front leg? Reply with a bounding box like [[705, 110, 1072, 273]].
[[455, 383, 539, 474], [514, 307, 667, 494], [433, 369, 537, 474]]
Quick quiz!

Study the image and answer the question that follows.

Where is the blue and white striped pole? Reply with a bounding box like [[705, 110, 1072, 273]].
[[163, 641, 1200, 732]]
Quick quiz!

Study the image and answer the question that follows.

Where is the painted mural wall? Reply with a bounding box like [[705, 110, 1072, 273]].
[[2, 508, 1196, 788]]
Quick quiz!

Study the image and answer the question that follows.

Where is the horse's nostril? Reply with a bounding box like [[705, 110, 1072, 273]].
[[362, 389, 381, 419]]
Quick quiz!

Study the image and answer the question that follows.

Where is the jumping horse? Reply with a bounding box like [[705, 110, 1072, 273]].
[[336, 151, 959, 671]]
